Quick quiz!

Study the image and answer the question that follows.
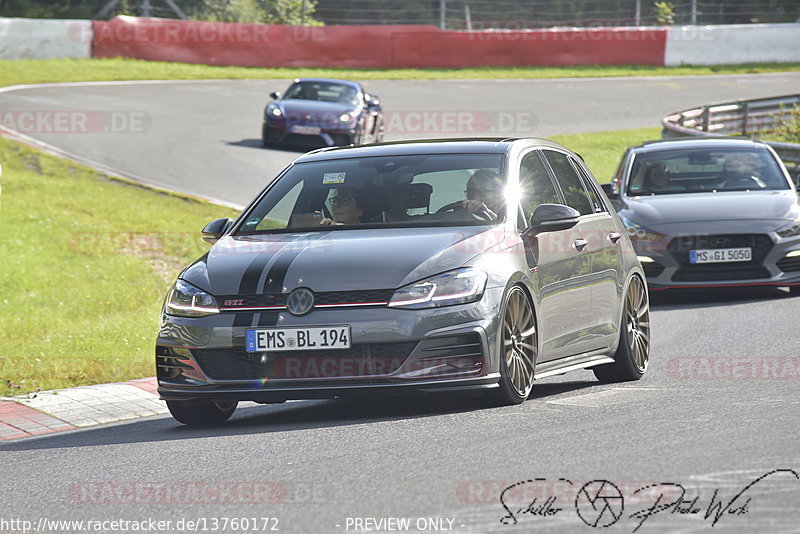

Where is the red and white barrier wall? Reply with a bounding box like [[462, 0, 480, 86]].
[[1, 16, 798, 68], [90, 17, 667, 68], [0, 17, 91, 59]]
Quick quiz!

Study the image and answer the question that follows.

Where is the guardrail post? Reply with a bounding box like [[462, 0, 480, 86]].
[[741, 102, 749, 136], [701, 106, 710, 133]]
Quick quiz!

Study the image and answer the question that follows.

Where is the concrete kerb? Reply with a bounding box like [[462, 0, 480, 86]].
[[0, 377, 166, 440]]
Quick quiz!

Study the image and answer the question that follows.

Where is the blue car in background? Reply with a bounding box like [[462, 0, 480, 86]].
[[262, 78, 384, 148]]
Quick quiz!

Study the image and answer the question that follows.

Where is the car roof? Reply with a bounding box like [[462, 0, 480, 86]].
[[292, 78, 362, 88], [629, 137, 770, 154], [293, 137, 573, 163]]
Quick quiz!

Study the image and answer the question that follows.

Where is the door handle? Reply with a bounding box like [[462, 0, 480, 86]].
[[608, 232, 622, 243], [573, 238, 589, 251]]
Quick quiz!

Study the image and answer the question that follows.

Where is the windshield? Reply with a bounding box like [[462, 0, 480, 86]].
[[626, 147, 790, 196], [236, 154, 506, 234], [283, 81, 360, 106]]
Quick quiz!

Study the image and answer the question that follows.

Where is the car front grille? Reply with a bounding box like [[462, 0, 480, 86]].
[[192, 342, 418, 381], [668, 234, 773, 282], [315, 290, 394, 306], [218, 289, 394, 310], [777, 255, 800, 273]]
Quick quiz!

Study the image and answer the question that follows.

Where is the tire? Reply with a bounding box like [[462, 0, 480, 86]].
[[594, 276, 650, 383], [486, 286, 537, 406], [166, 399, 237, 426]]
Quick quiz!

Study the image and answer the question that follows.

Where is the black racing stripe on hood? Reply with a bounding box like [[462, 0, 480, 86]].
[[232, 233, 330, 328], [233, 235, 304, 328], [262, 232, 331, 294]]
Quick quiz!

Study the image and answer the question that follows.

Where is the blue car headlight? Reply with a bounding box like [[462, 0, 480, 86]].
[[265, 104, 282, 120], [388, 268, 487, 309], [338, 111, 358, 127], [165, 280, 219, 317]]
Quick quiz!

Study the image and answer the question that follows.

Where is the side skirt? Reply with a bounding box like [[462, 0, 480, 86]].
[[534, 351, 615, 380]]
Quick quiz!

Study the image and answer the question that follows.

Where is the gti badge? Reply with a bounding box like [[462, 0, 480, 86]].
[[286, 287, 314, 316]]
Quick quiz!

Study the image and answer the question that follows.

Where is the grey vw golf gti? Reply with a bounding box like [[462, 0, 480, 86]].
[[157, 139, 648, 425]]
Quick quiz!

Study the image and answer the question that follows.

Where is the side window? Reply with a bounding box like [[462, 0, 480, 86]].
[[542, 150, 593, 216], [613, 149, 630, 192], [520, 151, 561, 221], [570, 157, 606, 213]]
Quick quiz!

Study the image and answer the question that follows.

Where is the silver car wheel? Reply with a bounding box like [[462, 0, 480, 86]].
[[502, 286, 537, 399], [625, 275, 650, 373]]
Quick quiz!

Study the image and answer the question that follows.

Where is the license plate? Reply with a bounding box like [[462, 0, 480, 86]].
[[689, 247, 752, 264], [290, 125, 321, 135], [245, 326, 350, 352]]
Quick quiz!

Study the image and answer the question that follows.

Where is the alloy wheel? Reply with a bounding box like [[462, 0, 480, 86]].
[[625, 276, 650, 373], [502, 287, 537, 398]]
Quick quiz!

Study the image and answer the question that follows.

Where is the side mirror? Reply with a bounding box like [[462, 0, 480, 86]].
[[601, 182, 619, 199], [269, 91, 280, 100], [526, 204, 581, 234], [202, 218, 232, 245]]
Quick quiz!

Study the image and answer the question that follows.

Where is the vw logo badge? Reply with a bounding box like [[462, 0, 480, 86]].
[[711, 237, 731, 248], [286, 287, 314, 316]]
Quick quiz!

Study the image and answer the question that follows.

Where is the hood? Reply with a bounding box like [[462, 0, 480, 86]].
[[181, 227, 503, 296], [276, 99, 357, 126], [621, 190, 799, 231]]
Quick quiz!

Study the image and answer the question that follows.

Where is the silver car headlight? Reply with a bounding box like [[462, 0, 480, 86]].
[[165, 280, 219, 317], [620, 214, 666, 243], [777, 217, 800, 238], [388, 268, 487, 309]]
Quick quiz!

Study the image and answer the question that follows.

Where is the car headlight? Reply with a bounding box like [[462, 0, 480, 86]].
[[165, 280, 219, 317], [777, 218, 800, 238], [620, 215, 666, 243], [388, 268, 487, 309], [266, 104, 282, 119], [340, 112, 354, 122]]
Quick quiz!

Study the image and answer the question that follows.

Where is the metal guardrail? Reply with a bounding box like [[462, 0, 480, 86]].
[[662, 94, 800, 182]]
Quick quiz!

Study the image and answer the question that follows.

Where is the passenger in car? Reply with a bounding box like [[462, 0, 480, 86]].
[[320, 188, 364, 225], [464, 170, 503, 220], [643, 162, 685, 193]]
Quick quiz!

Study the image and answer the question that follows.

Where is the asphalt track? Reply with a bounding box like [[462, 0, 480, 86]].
[[1, 74, 800, 533], [2, 73, 800, 206]]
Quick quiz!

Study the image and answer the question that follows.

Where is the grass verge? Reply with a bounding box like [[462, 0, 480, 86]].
[[1, 58, 800, 86], [0, 137, 237, 396], [552, 127, 661, 180], [0, 126, 658, 395]]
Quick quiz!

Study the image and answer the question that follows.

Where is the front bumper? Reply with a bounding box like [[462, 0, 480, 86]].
[[262, 121, 357, 147], [156, 289, 505, 402], [633, 232, 800, 290]]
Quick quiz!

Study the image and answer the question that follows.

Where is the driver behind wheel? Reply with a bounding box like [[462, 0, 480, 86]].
[[463, 170, 502, 221], [720, 155, 766, 188]]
